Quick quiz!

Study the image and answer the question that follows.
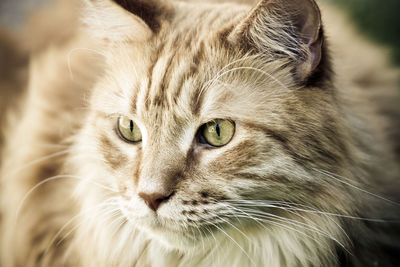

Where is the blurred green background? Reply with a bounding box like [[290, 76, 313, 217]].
[[330, 0, 400, 65]]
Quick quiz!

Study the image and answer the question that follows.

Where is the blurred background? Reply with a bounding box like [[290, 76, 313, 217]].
[[1, 0, 400, 65], [0, 0, 48, 29], [331, 0, 400, 65]]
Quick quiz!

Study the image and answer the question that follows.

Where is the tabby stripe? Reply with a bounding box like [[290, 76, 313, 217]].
[[242, 122, 301, 159], [130, 84, 139, 113], [174, 42, 205, 104], [190, 83, 205, 116], [154, 48, 178, 109], [145, 40, 166, 110], [99, 134, 128, 170], [133, 146, 143, 186]]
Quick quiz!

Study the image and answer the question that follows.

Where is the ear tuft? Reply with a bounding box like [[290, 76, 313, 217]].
[[229, 0, 324, 83]]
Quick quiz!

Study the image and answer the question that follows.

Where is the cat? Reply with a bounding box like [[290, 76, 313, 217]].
[[1, 0, 400, 266]]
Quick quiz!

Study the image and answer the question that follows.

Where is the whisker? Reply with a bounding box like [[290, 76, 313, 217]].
[[9, 150, 71, 176], [226, 199, 394, 222], [211, 222, 257, 267], [314, 168, 400, 207], [211, 66, 289, 91], [197, 54, 276, 103], [195, 226, 206, 252], [107, 211, 127, 242], [16, 175, 118, 218], [213, 213, 252, 243], [237, 207, 348, 250], [232, 212, 335, 254], [221, 201, 349, 255], [204, 224, 221, 267], [201, 54, 258, 91], [45, 197, 119, 254], [6, 146, 98, 177], [57, 207, 118, 247]]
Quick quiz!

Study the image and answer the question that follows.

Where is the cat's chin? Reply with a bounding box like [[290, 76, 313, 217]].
[[144, 224, 202, 250], [130, 217, 209, 251]]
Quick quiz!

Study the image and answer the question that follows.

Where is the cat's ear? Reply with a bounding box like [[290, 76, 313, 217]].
[[228, 0, 323, 83], [83, 0, 168, 42]]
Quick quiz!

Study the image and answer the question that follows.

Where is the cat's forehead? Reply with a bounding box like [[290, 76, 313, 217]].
[[101, 1, 293, 136], [134, 38, 220, 131], [169, 2, 249, 34], [107, 40, 289, 130], [125, 8, 246, 116]]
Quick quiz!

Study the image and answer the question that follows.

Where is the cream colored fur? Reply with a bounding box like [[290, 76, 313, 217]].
[[1, 1, 399, 267]]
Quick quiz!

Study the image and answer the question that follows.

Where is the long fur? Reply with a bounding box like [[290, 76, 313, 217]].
[[1, 0, 399, 266]]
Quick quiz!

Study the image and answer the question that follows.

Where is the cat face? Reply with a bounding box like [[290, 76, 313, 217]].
[[75, 0, 351, 250]]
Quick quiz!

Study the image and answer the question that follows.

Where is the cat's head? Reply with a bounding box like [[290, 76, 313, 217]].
[[74, 0, 353, 250]]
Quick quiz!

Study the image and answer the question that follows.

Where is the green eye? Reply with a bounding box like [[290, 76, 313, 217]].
[[117, 116, 142, 143], [201, 119, 235, 147]]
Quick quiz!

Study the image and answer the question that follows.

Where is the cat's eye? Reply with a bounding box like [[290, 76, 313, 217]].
[[200, 119, 235, 147], [117, 116, 142, 143]]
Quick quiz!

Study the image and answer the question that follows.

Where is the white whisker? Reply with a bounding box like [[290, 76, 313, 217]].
[[16, 175, 118, 219], [314, 168, 400, 206], [212, 222, 257, 267]]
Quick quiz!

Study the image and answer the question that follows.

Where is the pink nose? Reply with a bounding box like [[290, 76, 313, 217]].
[[139, 192, 174, 212]]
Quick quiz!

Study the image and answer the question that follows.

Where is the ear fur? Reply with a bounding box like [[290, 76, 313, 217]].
[[83, 0, 168, 42], [112, 0, 168, 33], [229, 0, 323, 83]]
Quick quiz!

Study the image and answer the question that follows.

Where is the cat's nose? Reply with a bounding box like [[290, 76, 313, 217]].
[[138, 191, 174, 212]]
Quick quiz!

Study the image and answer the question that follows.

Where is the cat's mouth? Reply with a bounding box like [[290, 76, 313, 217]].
[[118, 199, 241, 249], [122, 211, 222, 249], [133, 212, 252, 251], [131, 216, 204, 249]]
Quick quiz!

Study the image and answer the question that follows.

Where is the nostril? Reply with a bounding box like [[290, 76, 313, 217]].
[[139, 191, 174, 212]]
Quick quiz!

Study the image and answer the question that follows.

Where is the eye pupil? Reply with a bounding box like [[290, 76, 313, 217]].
[[216, 123, 221, 137], [130, 120, 134, 132]]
